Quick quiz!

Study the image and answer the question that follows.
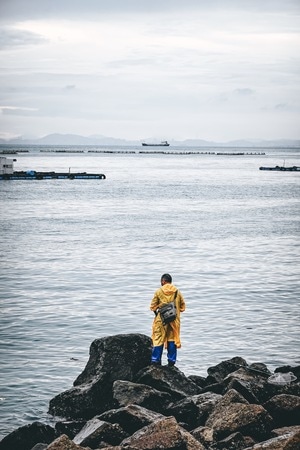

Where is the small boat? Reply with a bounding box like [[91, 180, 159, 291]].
[[142, 141, 170, 147], [259, 166, 300, 172]]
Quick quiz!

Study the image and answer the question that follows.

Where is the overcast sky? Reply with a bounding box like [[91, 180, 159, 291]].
[[0, 0, 299, 141]]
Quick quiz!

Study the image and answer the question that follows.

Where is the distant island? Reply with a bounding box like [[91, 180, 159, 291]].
[[0, 133, 299, 148]]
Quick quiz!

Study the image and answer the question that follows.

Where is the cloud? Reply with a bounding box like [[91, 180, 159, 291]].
[[233, 88, 255, 96], [0, 27, 47, 49], [0, 105, 39, 115]]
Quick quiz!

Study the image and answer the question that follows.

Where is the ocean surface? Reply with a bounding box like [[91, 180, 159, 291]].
[[0, 145, 299, 439]]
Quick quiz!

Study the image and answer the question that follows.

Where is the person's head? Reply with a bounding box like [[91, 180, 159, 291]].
[[161, 273, 172, 285]]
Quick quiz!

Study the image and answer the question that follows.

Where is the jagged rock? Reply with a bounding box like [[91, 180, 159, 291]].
[[223, 367, 270, 402], [165, 397, 200, 430], [134, 364, 201, 399], [73, 418, 127, 448], [0, 422, 57, 450], [206, 356, 248, 384], [213, 431, 254, 450], [200, 382, 225, 395], [244, 429, 300, 449], [263, 394, 300, 427], [190, 426, 215, 447], [207, 403, 273, 441], [188, 375, 208, 389], [98, 404, 164, 435], [74, 334, 151, 386], [271, 424, 300, 437], [55, 420, 86, 439], [165, 391, 222, 430], [120, 416, 205, 449], [191, 392, 223, 425], [264, 381, 300, 402], [112, 379, 172, 413], [46, 434, 89, 449], [226, 378, 260, 404], [206, 389, 273, 440], [48, 334, 151, 420]]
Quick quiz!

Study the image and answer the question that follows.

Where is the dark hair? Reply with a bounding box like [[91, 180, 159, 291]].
[[161, 273, 172, 283]]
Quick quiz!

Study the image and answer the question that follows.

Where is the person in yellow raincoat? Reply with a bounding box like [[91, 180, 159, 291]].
[[150, 273, 186, 366]]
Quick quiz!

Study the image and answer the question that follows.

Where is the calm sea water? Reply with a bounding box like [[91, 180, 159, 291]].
[[0, 145, 299, 439]]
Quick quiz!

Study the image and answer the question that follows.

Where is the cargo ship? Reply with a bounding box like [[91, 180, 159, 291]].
[[141, 141, 170, 147]]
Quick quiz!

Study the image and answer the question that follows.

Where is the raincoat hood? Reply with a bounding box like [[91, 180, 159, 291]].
[[161, 283, 177, 296]]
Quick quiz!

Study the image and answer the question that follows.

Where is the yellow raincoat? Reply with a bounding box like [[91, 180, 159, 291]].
[[150, 282, 186, 348]]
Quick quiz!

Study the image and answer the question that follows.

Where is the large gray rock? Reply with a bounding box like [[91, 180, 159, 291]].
[[263, 394, 300, 427], [0, 422, 57, 450], [112, 379, 172, 413], [46, 434, 88, 449], [74, 334, 151, 386], [98, 404, 164, 435], [206, 357, 249, 384], [165, 392, 222, 430], [134, 364, 201, 399], [244, 429, 300, 449], [206, 390, 274, 441], [120, 416, 205, 450], [48, 334, 151, 420], [73, 418, 127, 447]]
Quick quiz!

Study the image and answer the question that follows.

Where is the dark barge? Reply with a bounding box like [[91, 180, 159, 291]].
[[259, 165, 300, 172], [0, 170, 106, 180]]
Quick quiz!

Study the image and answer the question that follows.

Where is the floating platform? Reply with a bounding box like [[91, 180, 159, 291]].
[[259, 166, 300, 172], [0, 170, 106, 180]]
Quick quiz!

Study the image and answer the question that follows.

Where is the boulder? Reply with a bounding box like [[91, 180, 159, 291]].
[[223, 367, 269, 403], [215, 431, 255, 450], [206, 389, 273, 441], [74, 334, 151, 386], [134, 364, 201, 399], [263, 394, 300, 427], [46, 434, 89, 449], [73, 418, 127, 448], [206, 402, 273, 441], [188, 375, 208, 390], [271, 425, 300, 437], [165, 392, 222, 430], [55, 420, 86, 439], [165, 397, 200, 430], [98, 404, 164, 435], [0, 422, 57, 450], [206, 357, 249, 384], [190, 426, 215, 448], [48, 334, 151, 420], [244, 429, 300, 449], [112, 379, 172, 413], [190, 392, 223, 425], [120, 416, 205, 450]]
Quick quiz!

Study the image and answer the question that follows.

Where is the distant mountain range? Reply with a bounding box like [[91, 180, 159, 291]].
[[1, 133, 300, 147]]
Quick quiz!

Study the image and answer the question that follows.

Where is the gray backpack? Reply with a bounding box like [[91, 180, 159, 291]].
[[159, 290, 178, 325]]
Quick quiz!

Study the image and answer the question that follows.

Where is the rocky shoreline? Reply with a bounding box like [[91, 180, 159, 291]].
[[1, 333, 299, 450]]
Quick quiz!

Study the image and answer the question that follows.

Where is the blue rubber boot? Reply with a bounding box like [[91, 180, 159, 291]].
[[151, 345, 163, 365], [167, 341, 177, 366]]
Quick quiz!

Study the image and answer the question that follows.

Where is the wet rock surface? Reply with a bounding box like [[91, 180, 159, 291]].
[[0, 333, 299, 450]]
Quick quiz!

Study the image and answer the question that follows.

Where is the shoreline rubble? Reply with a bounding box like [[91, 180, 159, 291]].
[[1, 333, 299, 450]]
